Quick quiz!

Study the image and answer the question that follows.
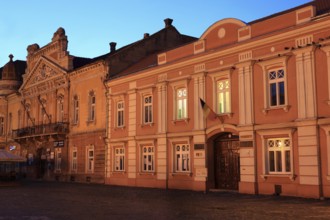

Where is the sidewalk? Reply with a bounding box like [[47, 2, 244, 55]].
[[0, 180, 330, 220]]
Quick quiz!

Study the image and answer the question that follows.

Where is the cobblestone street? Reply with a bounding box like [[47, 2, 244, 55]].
[[0, 181, 330, 220]]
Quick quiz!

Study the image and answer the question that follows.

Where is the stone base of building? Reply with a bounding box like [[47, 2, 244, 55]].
[[239, 181, 257, 194], [258, 182, 321, 198]]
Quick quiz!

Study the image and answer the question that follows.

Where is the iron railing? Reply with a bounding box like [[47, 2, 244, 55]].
[[12, 122, 69, 139]]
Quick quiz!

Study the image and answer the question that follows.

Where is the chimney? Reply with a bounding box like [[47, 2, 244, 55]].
[[144, 33, 150, 39], [9, 54, 14, 62], [110, 42, 117, 52], [164, 18, 173, 28]]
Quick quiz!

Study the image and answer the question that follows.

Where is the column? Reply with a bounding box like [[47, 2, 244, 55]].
[[321, 46, 330, 104], [293, 47, 317, 119], [128, 82, 137, 179], [193, 73, 206, 130], [157, 75, 168, 181], [236, 61, 254, 126]]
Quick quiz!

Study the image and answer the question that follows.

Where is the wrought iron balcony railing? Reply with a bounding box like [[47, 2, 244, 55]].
[[12, 122, 69, 139]]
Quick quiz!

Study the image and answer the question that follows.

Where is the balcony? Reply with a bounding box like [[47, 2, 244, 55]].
[[12, 122, 69, 140]]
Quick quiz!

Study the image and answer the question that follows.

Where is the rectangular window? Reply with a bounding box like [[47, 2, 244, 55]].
[[73, 96, 79, 124], [117, 101, 124, 127], [0, 117, 4, 136], [267, 138, 291, 174], [268, 69, 285, 107], [217, 79, 231, 114], [55, 148, 62, 171], [87, 148, 94, 173], [114, 147, 125, 171], [176, 88, 187, 119], [72, 149, 77, 172], [175, 144, 190, 172], [143, 95, 153, 124], [8, 113, 12, 135], [89, 91, 96, 121], [18, 110, 22, 129], [58, 101, 64, 122], [142, 146, 154, 172]]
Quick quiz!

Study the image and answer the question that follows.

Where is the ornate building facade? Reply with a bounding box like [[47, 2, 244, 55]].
[[1, 0, 330, 199], [0, 20, 196, 183]]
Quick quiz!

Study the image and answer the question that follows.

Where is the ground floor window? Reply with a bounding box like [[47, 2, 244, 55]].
[[55, 148, 62, 171], [86, 146, 94, 173], [175, 144, 190, 172], [267, 138, 291, 174], [141, 146, 154, 172], [72, 148, 77, 172], [114, 147, 125, 171]]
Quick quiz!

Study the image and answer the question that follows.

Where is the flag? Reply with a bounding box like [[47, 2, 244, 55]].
[[200, 98, 218, 121]]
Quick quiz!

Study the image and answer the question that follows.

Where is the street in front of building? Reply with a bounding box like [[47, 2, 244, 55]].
[[0, 181, 330, 220]]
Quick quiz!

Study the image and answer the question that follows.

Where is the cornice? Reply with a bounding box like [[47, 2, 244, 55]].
[[106, 17, 330, 86]]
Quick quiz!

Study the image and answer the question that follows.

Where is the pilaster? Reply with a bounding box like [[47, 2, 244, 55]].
[[128, 82, 137, 179], [293, 47, 317, 119], [236, 61, 254, 125]]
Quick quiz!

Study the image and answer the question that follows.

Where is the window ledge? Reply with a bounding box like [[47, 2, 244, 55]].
[[86, 120, 96, 125], [260, 174, 296, 181], [217, 112, 233, 118], [138, 172, 156, 176], [114, 126, 125, 131], [111, 171, 126, 175], [172, 118, 190, 125], [140, 123, 154, 128], [170, 172, 192, 177], [262, 105, 291, 115]]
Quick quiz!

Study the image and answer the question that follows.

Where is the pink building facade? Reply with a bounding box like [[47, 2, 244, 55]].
[[105, 1, 330, 198]]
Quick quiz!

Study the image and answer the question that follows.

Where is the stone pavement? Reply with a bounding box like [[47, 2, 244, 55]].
[[0, 180, 330, 220]]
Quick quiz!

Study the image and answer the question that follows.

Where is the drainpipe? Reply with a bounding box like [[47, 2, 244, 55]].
[[316, 123, 324, 200], [102, 65, 110, 184]]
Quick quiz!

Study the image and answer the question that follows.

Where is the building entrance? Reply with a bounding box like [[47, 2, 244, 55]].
[[214, 134, 240, 190]]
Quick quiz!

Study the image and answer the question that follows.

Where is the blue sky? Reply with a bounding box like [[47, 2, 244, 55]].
[[0, 0, 311, 67]]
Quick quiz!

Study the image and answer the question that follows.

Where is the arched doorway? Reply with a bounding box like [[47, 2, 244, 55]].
[[213, 132, 240, 190]]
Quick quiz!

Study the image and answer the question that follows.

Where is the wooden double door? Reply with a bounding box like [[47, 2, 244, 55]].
[[214, 136, 240, 190]]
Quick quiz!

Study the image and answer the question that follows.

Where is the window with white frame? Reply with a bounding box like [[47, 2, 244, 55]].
[[176, 88, 187, 119], [86, 146, 94, 173], [268, 69, 286, 107], [117, 101, 124, 127], [55, 148, 62, 171], [72, 148, 77, 172], [216, 79, 231, 114], [175, 144, 190, 172], [73, 95, 79, 124], [114, 147, 125, 171], [88, 91, 96, 121], [267, 138, 292, 174], [0, 117, 4, 136], [143, 95, 153, 124], [141, 146, 154, 172]]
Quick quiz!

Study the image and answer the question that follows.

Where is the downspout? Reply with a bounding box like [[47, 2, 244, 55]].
[[102, 63, 110, 184]]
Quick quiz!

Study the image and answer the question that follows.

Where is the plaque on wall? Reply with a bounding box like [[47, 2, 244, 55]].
[[194, 144, 205, 150], [240, 141, 253, 148]]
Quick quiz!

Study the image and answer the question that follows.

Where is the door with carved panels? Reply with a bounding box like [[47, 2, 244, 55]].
[[214, 137, 240, 190]]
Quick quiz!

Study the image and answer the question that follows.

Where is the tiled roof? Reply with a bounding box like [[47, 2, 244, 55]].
[[72, 56, 93, 69]]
